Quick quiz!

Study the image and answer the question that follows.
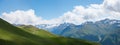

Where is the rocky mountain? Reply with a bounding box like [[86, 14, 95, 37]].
[[50, 19, 120, 45]]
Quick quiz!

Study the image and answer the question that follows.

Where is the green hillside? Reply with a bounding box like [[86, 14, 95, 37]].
[[0, 18, 100, 45]]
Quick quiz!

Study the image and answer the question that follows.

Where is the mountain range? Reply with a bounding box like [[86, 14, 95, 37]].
[[35, 19, 120, 45]]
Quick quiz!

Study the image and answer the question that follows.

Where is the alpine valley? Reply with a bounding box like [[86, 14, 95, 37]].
[[0, 0, 120, 45]]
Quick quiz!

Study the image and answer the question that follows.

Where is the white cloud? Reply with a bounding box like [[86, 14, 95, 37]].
[[0, 0, 120, 25], [1, 9, 43, 25], [57, 0, 120, 24], [103, 0, 120, 12]]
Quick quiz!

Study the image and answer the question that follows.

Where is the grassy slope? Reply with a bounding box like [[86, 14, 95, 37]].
[[0, 18, 100, 45]]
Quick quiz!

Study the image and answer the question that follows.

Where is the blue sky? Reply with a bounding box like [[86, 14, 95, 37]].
[[0, 0, 103, 19]]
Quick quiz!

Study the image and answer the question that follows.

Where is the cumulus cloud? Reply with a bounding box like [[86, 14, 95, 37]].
[[57, 0, 120, 24], [103, 0, 120, 12], [0, 0, 120, 25], [0, 9, 43, 25]]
